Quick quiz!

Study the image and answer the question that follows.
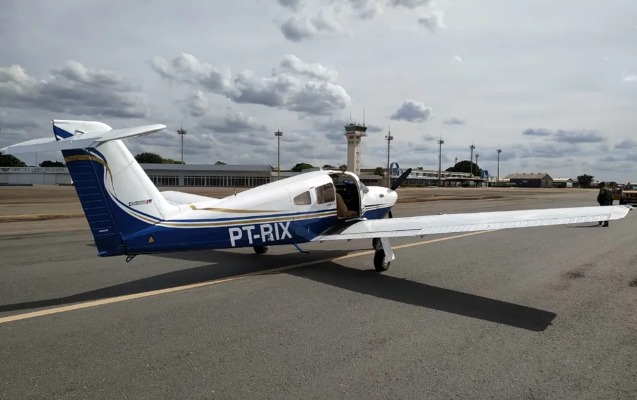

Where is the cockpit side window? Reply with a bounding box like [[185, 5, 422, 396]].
[[315, 183, 335, 204], [293, 191, 311, 205]]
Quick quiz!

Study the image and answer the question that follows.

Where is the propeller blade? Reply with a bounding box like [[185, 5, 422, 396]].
[[390, 168, 412, 190], [387, 168, 410, 218]]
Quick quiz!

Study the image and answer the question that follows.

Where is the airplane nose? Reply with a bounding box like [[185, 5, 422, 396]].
[[386, 189, 398, 206]]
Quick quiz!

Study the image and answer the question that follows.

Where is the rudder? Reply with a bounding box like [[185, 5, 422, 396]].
[[62, 148, 126, 256]]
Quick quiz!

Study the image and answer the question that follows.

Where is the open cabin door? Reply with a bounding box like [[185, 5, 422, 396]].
[[330, 171, 363, 219]]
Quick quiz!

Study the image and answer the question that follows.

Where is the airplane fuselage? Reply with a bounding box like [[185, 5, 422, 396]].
[[91, 168, 397, 256]]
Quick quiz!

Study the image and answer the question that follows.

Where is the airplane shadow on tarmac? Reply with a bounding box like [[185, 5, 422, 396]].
[[0, 248, 556, 332], [568, 224, 609, 228]]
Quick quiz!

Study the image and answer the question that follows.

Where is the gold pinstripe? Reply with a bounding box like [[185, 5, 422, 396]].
[[64, 154, 114, 188], [188, 205, 280, 213], [158, 210, 336, 228]]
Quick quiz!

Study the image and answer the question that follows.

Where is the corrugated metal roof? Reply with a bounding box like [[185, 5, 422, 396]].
[[139, 164, 272, 172], [505, 173, 552, 180]]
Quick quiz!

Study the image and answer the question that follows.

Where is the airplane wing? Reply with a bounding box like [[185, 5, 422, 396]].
[[161, 191, 218, 206], [313, 205, 631, 241]]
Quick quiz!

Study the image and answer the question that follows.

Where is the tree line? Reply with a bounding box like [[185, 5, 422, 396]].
[[0, 154, 66, 167]]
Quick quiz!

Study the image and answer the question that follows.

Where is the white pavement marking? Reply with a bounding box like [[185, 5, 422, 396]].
[[0, 227, 87, 236], [0, 231, 487, 324]]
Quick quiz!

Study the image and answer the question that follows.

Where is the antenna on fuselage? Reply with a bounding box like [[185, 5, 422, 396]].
[[312, 152, 323, 171]]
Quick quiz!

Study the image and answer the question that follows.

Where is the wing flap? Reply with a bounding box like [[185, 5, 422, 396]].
[[313, 205, 631, 241]]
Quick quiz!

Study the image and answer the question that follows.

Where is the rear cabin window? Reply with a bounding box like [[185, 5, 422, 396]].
[[315, 183, 335, 204], [293, 191, 311, 205]]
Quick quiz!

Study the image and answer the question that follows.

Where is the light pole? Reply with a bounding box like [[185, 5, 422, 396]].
[[274, 129, 283, 181], [437, 138, 444, 187], [385, 131, 394, 188], [497, 148, 502, 186], [177, 126, 187, 163], [469, 144, 475, 176], [475, 153, 480, 186]]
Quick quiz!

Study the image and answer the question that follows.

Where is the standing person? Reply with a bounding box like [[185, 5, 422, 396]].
[[597, 181, 613, 227]]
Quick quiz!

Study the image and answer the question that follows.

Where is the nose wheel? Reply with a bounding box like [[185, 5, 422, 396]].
[[372, 237, 394, 272], [374, 249, 391, 271]]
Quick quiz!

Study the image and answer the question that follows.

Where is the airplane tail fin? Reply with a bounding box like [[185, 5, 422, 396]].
[[2, 120, 175, 256]]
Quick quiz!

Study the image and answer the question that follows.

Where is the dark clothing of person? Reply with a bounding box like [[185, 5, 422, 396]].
[[597, 187, 613, 205], [597, 187, 613, 226]]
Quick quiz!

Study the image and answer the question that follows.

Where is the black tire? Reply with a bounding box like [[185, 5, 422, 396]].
[[253, 246, 269, 255], [373, 249, 390, 272], [372, 238, 382, 250]]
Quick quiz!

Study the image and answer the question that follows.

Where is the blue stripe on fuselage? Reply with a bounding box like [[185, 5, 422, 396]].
[[362, 207, 391, 220], [122, 215, 340, 254]]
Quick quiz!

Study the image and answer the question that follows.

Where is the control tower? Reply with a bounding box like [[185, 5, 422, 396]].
[[344, 123, 367, 176]]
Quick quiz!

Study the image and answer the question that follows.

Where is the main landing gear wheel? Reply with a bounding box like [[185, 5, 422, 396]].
[[253, 246, 269, 254], [372, 237, 381, 250], [374, 249, 390, 272]]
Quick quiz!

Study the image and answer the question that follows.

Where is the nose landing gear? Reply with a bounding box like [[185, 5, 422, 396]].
[[372, 237, 394, 272]]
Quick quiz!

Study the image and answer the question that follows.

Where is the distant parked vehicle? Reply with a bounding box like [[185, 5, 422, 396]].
[[611, 184, 623, 201], [620, 183, 637, 205]]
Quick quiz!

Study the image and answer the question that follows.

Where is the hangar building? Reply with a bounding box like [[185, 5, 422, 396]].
[[505, 173, 553, 188]]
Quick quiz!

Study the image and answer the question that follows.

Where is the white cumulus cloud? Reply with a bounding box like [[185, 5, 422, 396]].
[[390, 100, 433, 123], [151, 53, 351, 115]]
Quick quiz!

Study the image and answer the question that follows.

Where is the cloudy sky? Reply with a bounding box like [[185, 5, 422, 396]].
[[1, 0, 636, 181]]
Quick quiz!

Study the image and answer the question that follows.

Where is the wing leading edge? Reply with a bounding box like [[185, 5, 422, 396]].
[[313, 205, 631, 241]]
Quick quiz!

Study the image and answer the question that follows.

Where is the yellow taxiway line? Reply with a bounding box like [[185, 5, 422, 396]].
[[0, 231, 487, 324]]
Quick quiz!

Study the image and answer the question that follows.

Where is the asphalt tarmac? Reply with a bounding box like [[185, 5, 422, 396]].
[[1, 188, 636, 399]]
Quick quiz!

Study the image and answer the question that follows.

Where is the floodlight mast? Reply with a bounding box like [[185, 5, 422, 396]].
[[469, 144, 476, 177], [274, 129, 283, 181], [437, 138, 444, 186], [497, 148, 502, 186], [177, 126, 187, 163], [385, 131, 394, 188]]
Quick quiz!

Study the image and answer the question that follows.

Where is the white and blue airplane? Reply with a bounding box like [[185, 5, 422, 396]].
[[1, 120, 631, 272]]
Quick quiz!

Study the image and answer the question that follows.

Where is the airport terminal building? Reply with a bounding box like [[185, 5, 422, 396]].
[[2, 164, 481, 187], [142, 164, 274, 187], [0, 166, 72, 186], [1, 164, 286, 187]]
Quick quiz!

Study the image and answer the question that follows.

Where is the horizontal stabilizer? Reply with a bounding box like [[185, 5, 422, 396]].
[[313, 205, 632, 241], [1, 124, 166, 154]]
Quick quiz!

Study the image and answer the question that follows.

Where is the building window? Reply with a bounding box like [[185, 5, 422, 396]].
[[148, 175, 179, 186], [184, 176, 207, 186]]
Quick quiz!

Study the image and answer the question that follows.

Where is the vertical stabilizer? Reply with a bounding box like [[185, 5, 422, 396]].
[[56, 120, 177, 256]]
